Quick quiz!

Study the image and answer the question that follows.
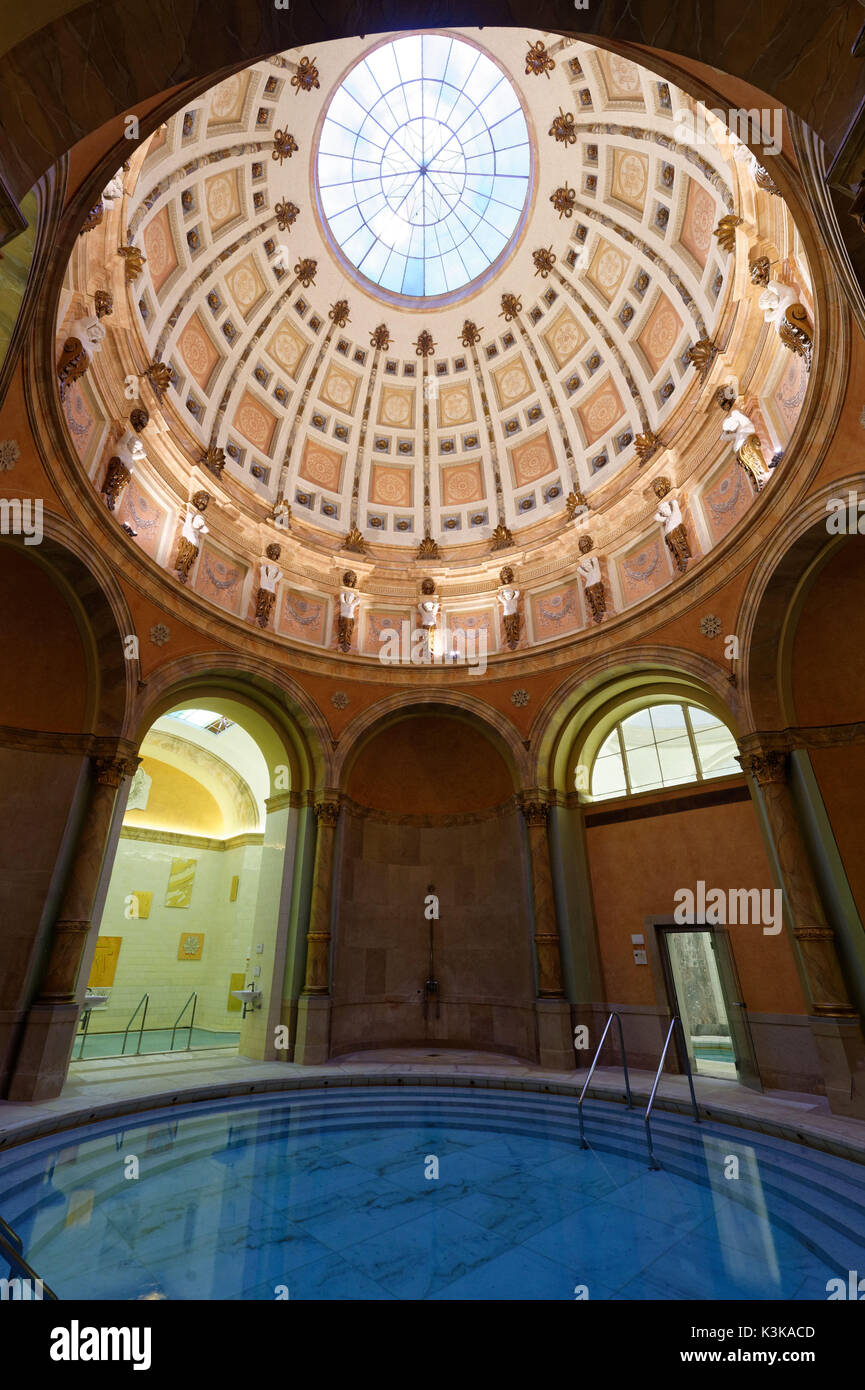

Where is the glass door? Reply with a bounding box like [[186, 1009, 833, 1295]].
[[659, 926, 762, 1089]]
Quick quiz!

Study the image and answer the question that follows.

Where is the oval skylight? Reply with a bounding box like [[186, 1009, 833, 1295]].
[[315, 34, 532, 301]]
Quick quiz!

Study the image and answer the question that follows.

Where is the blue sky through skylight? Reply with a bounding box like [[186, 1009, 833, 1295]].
[[316, 35, 532, 299]]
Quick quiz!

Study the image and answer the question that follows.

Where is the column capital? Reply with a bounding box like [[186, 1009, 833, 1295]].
[[314, 799, 340, 827], [519, 795, 550, 827], [735, 746, 789, 785], [92, 752, 141, 787]]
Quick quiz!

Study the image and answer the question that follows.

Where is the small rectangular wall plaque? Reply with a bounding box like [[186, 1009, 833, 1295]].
[[177, 932, 205, 961], [229, 875, 239, 902], [165, 858, 197, 908]]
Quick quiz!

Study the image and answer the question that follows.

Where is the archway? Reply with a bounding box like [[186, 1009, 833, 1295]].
[[330, 706, 538, 1061]]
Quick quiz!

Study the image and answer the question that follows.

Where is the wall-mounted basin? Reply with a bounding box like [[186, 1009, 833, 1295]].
[[82, 994, 109, 1011]]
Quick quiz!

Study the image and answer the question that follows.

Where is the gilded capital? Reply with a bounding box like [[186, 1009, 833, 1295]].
[[93, 754, 141, 787], [521, 799, 549, 827], [314, 800, 340, 827], [736, 749, 788, 785]]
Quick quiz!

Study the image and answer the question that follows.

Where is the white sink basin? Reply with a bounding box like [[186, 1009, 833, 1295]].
[[82, 994, 109, 1011], [231, 988, 260, 1003]]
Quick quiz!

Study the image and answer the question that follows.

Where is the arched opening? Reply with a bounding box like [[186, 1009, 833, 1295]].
[[544, 669, 814, 1091], [331, 708, 537, 1061], [74, 686, 314, 1070]]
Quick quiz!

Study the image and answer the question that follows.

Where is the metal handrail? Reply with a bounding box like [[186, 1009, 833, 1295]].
[[645, 1015, 700, 1170], [170, 992, 197, 1052], [0, 1215, 58, 1299], [121, 992, 149, 1056], [577, 1010, 633, 1149]]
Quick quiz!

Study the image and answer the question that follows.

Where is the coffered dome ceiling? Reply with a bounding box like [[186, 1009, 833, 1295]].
[[57, 28, 813, 663]]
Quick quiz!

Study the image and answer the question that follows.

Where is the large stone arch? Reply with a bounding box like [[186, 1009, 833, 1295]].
[[532, 645, 742, 793], [333, 688, 532, 790]]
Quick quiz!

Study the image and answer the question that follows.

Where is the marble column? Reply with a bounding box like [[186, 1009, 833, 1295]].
[[520, 796, 574, 1071], [739, 745, 865, 1116], [8, 750, 139, 1101], [293, 798, 339, 1065]]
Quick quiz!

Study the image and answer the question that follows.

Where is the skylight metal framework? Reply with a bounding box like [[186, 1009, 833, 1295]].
[[315, 34, 532, 299]]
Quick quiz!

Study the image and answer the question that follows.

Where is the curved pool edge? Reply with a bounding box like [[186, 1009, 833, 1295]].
[[3, 1057, 865, 1168]]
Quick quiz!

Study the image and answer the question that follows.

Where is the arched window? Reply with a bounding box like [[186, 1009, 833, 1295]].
[[590, 701, 740, 801]]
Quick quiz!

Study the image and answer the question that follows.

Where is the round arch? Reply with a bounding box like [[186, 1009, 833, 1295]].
[[132, 654, 331, 794], [332, 689, 531, 791], [738, 476, 861, 732], [533, 647, 742, 792]]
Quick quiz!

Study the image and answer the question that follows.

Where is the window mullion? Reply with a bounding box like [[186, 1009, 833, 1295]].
[[683, 703, 703, 782]]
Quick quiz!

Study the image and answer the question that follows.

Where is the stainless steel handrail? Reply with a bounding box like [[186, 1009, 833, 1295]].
[[645, 1015, 700, 1170], [170, 992, 197, 1051], [120, 992, 149, 1056], [0, 1215, 58, 1300], [577, 1010, 633, 1149]]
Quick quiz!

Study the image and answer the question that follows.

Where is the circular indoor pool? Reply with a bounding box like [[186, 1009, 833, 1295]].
[[1, 1086, 862, 1300]]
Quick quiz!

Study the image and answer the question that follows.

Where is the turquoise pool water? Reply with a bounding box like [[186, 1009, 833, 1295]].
[[1, 1087, 862, 1300], [71, 1028, 240, 1060]]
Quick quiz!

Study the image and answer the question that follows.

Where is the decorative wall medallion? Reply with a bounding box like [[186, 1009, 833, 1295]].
[[0, 439, 20, 471], [275, 199, 299, 231], [700, 614, 722, 637], [291, 56, 320, 95], [532, 246, 557, 278], [331, 691, 349, 710], [511, 689, 530, 706], [549, 109, 577, 145], [578, 534, 594, 554], [177, 932, 204, 960], [651, 476, 671, 499], [550, 183, 576, 218], [525, 39, 556, 77], [749, 255, 771, 287], [272, 129, 299, 162], [499, 293, 522, 322], [94, 289, 114, 318], [149, 623, 170, 645], [294, 257, 317, 286], [130, 408, 149, 433]]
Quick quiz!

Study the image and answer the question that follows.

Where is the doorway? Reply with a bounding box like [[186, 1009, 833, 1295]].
[[657, 925, 761, 1088]]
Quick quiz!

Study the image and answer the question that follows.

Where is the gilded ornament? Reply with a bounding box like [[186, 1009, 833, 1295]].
[[460, 320, 482, 347], [664, 522, 691, 574], [585, 580, 606, 624], [735, 749, 788, 785], [415, 329, 436, 357], [294, 257, 317, 287], [417, 532, 441, 559], [550, 183, 576, 219], [94, 289, 114, 318], [80, 202, 104, 235], [275, 199, 299, 232], [713, 214, 743, 254], [651, 476, 671, 499], [57, 337, 89, 401], [549, 109, 578, 146], [256, 590, 277, 629], [343, 524, 366, 553], [578, 534, 594, 554], [685, 338, 719, 383], [491, 521, 514, 551], [329, 299, 351, 328], [102, 456, 131, 511], [291, 56, 320, 95], [130, 407, 149, 433], [272, 130, 299, 162], [634, 429, 661, 465], [532, 246, 557, 278], [146, 360, 172, 394], [565, 490, 588, 520], [499, 293, 522, 322], [749, 255, 771, 287], [201, 446, 225, 478], [526, 39, 556, 77], [118, 245, 146, 283], [192, 490, 211, 512], [777, 303, 813, 372], [266, 543, 282, 562], [370, 323, 391, 350]]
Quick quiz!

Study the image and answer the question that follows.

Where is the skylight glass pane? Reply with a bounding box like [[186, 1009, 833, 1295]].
[[620, 709, 655, 750], [692, 715, 740, 779], [625, 744, 664, 792], [316, 34, 530, 298]]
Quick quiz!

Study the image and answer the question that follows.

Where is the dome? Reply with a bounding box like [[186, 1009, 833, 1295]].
[[57, 28, 812, 663]]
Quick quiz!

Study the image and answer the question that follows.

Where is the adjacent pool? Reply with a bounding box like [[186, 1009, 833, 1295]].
[[1, 1086, 862, 1300]]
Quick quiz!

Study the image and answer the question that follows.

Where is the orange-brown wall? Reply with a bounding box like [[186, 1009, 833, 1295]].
[[347, 715, 514, 814], [585, 790, 808, 1015], [0, 545, 88, 730]]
